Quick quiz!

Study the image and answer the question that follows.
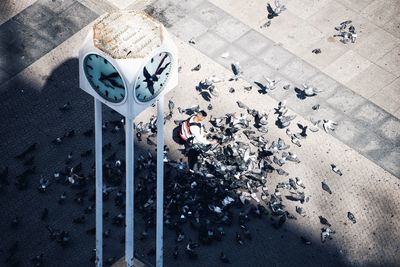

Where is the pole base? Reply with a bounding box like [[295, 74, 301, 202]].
[[112, 257, 147, 267]]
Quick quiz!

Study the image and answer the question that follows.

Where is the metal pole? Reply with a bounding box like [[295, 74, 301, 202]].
[[156, 98, 164, 267], [125, 117, 135, 267], [94, 99, 103, 267]]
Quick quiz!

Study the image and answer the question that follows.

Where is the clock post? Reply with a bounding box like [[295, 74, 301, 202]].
[[78, 11, 178, 267]]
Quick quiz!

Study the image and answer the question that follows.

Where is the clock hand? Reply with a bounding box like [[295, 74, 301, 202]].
[[143, 67, 152, 80], [155, 54, 168, 75], [156, 62, 171, 76], [108, 79, 124, 89]]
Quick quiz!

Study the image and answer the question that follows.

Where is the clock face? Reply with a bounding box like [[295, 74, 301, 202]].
[[135, 52, 172, 102], [83, 54, 126, 103]]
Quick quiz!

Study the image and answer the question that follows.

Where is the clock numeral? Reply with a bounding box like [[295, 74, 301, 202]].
[[86, 64, 93, 70], [120, 93, 124, 98], [88, 57, 92, 61], [95, 55, 99, 58], [136, 84, 140, 89], [165, 72, 169, 75], [151, 58, 154, 63], [89, 75, 93, 78], [160, 83, 163, 87], [114, 96, 117, 101], [96, 85, 99, 89], [105, 90, 109, 97], [104, 59, 108, 64]]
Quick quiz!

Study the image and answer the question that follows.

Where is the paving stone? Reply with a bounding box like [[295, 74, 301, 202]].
[[324, 50, 372, 85], [190, 1, 227, 27], [38, 2, 98, 45], [285, 0, 332, 19], [241, 58, 275, 84], [326, 86, 366, 115], [162, 4, 186, 26], [211, 15, 250, 42], [169, 16, 208, 42], [0, 21, 55, 75], [280, 58, 318, 85], [0, 68, 11, 85], [361, 0, 399, 27], [376, 45, 400, 77], [38, 0, 77, 13], [213, 44, 251, 70], [332, 117, 363, 144], [346, 63, 397, 99], [234, 30, 273, 57], [335, 0, 375, 12], [369, 91, 400, 115], [195, 31, 229, 57], [308, 72, 340, 99], [383, 15, 400, 39], [353, 102, 390, 127], [12, 2, 56, 29], [260, 44, 294, 71], [176, 0, 204, 11], [379, 117, 400, 141], [375, 147, 400, 177]]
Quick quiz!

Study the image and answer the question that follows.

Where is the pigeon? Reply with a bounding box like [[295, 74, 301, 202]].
[[309, 118, 321, 132], [321, 227, 335, 242], [302, 84, 323, 97], [319, 215, 332, 227], [191, 64, 201, 71], [264, 76, 280, 90], [331, 164, 343, 176], [266, 3, 278, 19], [323, 120, 337, 133], [321, 180, 332, 194], [296, 206, 306, 217], [230, 62, 243, 81], [300, 236, 312, 245], [295, 177, 305, 188], [312, 48, 321, 54], [188, 38, 196, 45], [220, 252, 230, 264], [347, 212, 356, 224], [59, 101, 71, 111], [168, 99, 175, 114]]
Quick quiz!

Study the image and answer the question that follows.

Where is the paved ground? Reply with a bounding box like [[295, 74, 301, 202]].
[[0, 0, 399, 267]]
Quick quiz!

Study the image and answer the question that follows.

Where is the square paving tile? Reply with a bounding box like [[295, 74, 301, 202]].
[[353, 102, 390, 127], [326, 86, 366, 115], [241, 58, 276, 84], [308, 72, 341, 99], [378, 117, 400, 142], [234, 30, 274, 57], [383, 15, 400, 39], [211, 15, 250, 42], [214, 44, 251, 69], [280, 58, 319, 84], [0, 68, 11, 85], [361, 0, 400, 27], [369, 90, 400, 115], [335, 0, 375, 12], [260, 44, 294, 71], [37, 2, 98, 46], [332, 117, 363, 144], [376, 45, 400, 77], [285, 0, 332, 19], [169, 16, 208, 42], [177, 0, 204, 11], [38, 0, 76, 13], [195, 31, 229, 57], [346, 64, 396, 99], [12, 2, 56, 29], [323, 50, 372, 84], [352, 24, 399, 62], [191, 1, 227, 27]]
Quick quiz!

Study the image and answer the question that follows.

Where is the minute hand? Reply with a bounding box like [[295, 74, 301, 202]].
[[155, 54, 168, 75]]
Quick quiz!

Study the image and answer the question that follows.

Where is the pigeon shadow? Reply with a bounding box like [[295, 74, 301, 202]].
[[199, 91, 212, 102], [294, 87, 307, 100], [254, 81, 268, 94]]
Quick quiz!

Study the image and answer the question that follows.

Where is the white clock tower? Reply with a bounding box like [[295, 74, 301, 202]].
[[78, 10, 178, 267]]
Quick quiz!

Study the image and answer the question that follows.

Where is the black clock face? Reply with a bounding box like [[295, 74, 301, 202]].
[[83, 54, 126, 103], [135, 52, 172, 102]]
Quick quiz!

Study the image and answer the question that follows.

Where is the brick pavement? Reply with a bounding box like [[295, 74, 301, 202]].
[[0, 1, 399, 267]]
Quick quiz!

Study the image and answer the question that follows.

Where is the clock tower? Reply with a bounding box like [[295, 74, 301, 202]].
[[78, 10, 178, 267]]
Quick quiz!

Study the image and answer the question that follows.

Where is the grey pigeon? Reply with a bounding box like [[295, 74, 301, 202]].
[[321, 180, 332, 194], [347, 212, 356, 224]]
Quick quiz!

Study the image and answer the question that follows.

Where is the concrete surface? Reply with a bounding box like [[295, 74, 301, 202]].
[[0, 0, 399, 267]]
